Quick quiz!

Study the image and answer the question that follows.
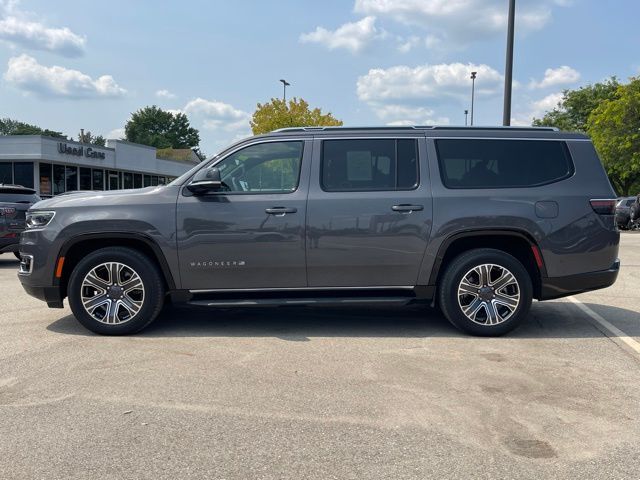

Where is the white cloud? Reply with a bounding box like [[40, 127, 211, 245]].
[[0, 1, 85, 57], [529, 65, 580, 89], [354, 0, 566, 47], [300, 16, 381, 54], [106, 127, 125, 140], [155, 88, 176, 99], [357, 62, 504, 103], [4, 54, 127, 98], [183, 97, 250, 132], [511, 92, 563, 125]]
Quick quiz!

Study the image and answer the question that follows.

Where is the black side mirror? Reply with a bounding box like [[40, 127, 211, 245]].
[[187, 167, 223, 194]]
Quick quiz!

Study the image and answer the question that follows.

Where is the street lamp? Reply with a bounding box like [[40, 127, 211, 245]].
[[502, 0, 516, 126], [470, 71, 477, 126], [464, 110, 469, 127], [279, 79, 291, 102]]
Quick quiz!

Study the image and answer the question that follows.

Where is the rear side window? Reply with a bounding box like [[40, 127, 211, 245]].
[[321, 139, 418, 192], [435, 139, 574, 189]]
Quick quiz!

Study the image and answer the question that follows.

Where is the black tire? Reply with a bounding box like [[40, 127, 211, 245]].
[[67, 247, 165, 335], [438, 248, 533, 336]]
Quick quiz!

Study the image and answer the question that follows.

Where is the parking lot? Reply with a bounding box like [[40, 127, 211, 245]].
[[1, 235, 639, 479]]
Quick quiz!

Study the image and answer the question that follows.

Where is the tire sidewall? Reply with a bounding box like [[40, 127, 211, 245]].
[[68, 247, 164, 335], [439, 249, 533, 336]]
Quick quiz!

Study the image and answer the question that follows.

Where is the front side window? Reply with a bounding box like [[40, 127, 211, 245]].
[[215, 141, 303, 194], [321, 139, 418, 192], [436, 139, 574, 189]]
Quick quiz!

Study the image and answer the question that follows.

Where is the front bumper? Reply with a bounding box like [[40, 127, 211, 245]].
[[0, 237, 20, 253], [540, 259, 620, 300], [20, 283, 64, 308]]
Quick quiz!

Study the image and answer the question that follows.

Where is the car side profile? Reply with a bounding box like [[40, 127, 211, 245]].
[[18, 126, 620, 336], [0, 184, 41, 259]]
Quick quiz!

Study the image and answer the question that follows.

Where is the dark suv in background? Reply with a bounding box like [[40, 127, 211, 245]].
[[1, 184, 40, 259], [18, 126, 619, 336]]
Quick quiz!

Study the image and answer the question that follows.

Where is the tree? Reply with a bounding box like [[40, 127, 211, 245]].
[[77, 130, 106, 146], [587, 78, 640, 195], [0, 117, 66, 138], [250, 98, 342, 135], [533, 77, 620, 132], [124, 106, 200, 149]]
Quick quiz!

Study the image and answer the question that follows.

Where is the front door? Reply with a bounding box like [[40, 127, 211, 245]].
[[306, 136, 432, 287], [176, 139, 310, 290]]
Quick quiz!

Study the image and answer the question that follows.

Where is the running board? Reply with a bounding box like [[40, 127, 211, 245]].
[[186, 296, 415, 308]]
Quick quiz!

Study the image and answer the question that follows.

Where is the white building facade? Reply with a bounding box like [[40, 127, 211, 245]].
[[0, 136, 199, 197]]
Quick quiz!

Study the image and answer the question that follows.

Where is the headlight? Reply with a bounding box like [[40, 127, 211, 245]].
[[25, 211, 56, 229]]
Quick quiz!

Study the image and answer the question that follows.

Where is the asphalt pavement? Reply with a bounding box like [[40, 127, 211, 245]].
[[1, 234, 639, 479]]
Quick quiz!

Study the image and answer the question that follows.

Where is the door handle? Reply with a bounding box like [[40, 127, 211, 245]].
[[265, 207, 297, 216], [392, 204, 424, 213]]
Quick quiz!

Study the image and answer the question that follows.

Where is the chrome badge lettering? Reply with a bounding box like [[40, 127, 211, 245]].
[[189, 260, 246, 268]]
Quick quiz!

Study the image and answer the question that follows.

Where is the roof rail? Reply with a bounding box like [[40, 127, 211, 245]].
[[272, 125, 559, 133]]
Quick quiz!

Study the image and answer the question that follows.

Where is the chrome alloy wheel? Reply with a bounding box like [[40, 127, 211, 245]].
[[80, 262, 145, 324], [456, 263, 520, 326]]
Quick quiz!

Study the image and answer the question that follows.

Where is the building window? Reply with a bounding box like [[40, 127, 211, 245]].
[[92, 169, 104, 190], [0, 162, 13, 184], [13, 162, 34, 189], [108, 171, 119, 190], [80, 168, 92, 190], [143, 175, 151, 187], [123, 172, 133, 189], [158, 176, 166, 185], [133, 173, 142, 188], [40, 163, 52, 196], [151, 176, 159, 186], [53, 165, 65, 195], [66, 166, 78, 191]]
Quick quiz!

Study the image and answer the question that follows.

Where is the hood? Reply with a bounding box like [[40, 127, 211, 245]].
[[32, 186, 166, 210]]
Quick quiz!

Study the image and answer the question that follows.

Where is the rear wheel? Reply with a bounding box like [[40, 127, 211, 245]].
[[67, 247, 165, 335], [438, 248, 533, 336]]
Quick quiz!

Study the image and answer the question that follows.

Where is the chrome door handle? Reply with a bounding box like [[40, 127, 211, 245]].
[[265, 207, 297, 216], [392, 204, 424, 213]]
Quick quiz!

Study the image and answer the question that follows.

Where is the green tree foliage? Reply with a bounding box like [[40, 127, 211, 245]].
[[533, 77, 620, 132], [124, 106, 200, 149], [0, 117, 66, 138], [251, 98, 342, 135], [77, 130, 106, 146], [587, 78, 640, 195]]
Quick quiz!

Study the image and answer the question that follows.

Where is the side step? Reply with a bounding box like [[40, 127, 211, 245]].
[[187, 297, 415, 308]]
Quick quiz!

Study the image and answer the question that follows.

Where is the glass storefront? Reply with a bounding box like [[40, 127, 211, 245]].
[[0, 161, 34, 189]]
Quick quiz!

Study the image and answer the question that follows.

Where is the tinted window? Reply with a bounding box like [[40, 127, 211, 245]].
[[66, 166, 78, 191], [92, 169, 104, 190], [13, 162, 34, 189], [436, 139, 573, 189], [53, 165, 65, 195], [80, 168, 92, 190], [0, 162, 11, 184], [0, 188, 39, 203], [123, 172, 133, 189], [216, 141, 303, 194], [133, 174, 143, 189], [321, 139, 418, 192]]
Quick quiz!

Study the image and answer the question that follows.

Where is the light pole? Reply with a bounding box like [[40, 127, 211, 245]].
[[464, 110, 469, 126], [279, 79, 290, 102], [470, 71, 477, 126], [502, 0, 516, 126]]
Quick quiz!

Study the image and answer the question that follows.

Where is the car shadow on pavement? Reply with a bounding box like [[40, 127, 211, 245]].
[[46, 301, 640, 340], [0, 259, 19, 269]]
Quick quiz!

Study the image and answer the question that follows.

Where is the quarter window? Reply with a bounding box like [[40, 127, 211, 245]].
[[436, 139, 574, 189], [321, 139, 418, 192], [214, 141, 304, 194]]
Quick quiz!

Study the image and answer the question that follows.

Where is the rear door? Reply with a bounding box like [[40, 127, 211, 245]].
[[306, 135, 432, 287]]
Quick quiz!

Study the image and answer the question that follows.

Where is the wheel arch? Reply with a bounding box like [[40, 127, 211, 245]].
[[56, 232, 176, 298], [429, 229, 545, 300]]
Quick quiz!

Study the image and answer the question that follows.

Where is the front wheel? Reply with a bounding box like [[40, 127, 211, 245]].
[[67, 247, 165, 335], [438, 248, 533, 336]]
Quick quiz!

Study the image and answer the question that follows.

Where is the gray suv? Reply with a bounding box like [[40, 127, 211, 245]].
[[18, 126, 620, 336]]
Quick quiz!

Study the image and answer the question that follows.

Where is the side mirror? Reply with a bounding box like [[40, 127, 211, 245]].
[[187, 167, 223, 194]]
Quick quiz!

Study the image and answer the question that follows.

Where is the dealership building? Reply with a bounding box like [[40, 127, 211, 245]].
[[0, 135, 199, 197]]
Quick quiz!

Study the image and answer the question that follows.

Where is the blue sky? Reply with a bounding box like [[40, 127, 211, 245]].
[[0, 0, 638, 155]]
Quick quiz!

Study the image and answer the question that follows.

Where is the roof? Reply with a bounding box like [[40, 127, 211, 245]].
[[266, 125, 589, 140]]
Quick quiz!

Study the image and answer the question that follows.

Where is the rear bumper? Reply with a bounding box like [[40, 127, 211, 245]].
[[19, 283, 64, 308], [540, 259, 620, 300]]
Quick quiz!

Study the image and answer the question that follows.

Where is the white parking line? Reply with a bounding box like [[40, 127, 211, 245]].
[[568, 296, 640, 356]]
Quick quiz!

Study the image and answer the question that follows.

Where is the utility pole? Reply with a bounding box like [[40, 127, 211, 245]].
[[279, 79, 290, 102], [502, 0, 516, 126], [464, 110, 469, 126], [470, 72, 477, 126]]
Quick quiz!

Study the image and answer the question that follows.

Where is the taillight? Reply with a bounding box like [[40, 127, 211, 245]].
[[590, 199, 616, 215]]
